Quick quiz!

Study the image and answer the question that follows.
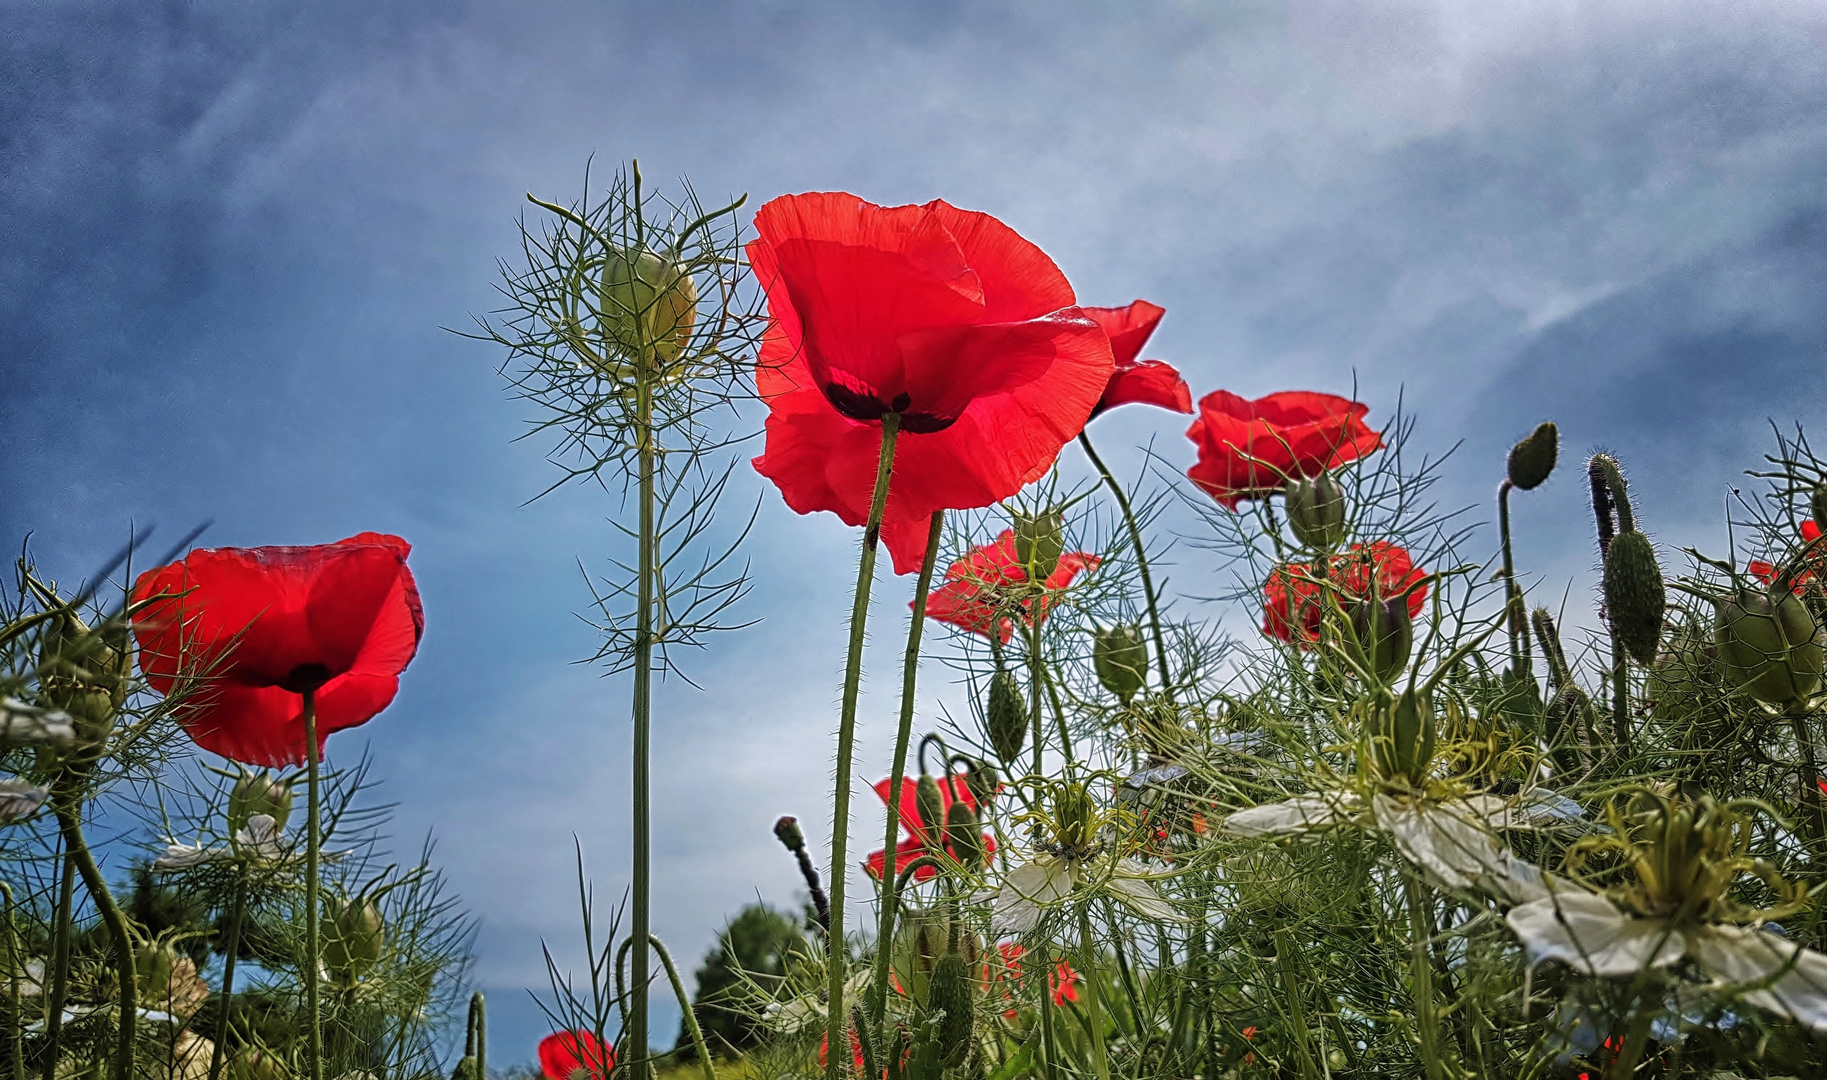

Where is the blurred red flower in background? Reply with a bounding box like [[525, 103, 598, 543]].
[[1186, 390, 1381, 508], [1082, 301, 1192, 418], [865, 773, 997, 881], [924, 530, 1100, 643], [539, 1029, 613, 1080], [131, 532, 423, 767], [1262, 541, 1428, 644], [1748, 520, 1824, 591], [746, 192, 1115, 574], [988, 944, 1080, 1014]]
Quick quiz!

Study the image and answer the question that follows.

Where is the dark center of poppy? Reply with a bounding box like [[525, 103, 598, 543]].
[[821, 385, 957, 434], [281, 663, 333, 694]]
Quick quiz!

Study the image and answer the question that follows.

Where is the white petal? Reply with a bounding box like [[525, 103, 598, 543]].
[[992, 859, 1072, 934], [1221, 793, 1356, 837], [1107, 873, 1183, 923], [0, 779, 48, 823], [1506, 892, 1686, 976], [1691, 924, 1827, 1032], [153, 843, 225, 871], [1377, 796, 1560, 904]]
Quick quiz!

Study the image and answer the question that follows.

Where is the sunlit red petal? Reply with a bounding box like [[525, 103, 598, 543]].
[[539, 1029, 613, 1080], [1187, 390, 1381, 508]]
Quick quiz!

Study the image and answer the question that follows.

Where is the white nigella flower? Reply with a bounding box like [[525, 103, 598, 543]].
[[763, 969, 874, 1033], [1506, 789, 1827, 1032], [0, 778, 50, 822], [990, 779, 1181, 934], [153, 813, 321, 871], [0, 697, 75, 749]]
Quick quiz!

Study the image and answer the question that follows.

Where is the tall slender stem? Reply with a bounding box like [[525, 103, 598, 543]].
[[209, 880, 246, 1080], [1078, 907, 1110, 1080], [52, 770, 137, 1080], [1079, 433, 1174, 698], [304, 687, 323, 1080], [651, 934, 719, 1080], [630, 356, 658, 1077], [41, 841, 74, 1080], [1611, 643, 1630, 753], [471, 991, 488, 1080], [1038, 948, 1059, 1080], [1498, 481, 1527, 675], [869, 510, 944, 1041], [1403, 872, 1446, 1080], [4, 882, 22, 1080], [824, 413, 902, 1080], [1029, 621, 1072, 765]]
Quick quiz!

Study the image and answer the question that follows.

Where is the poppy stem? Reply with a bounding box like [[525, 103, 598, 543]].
[[1078, 432, 1174, 700], [208, 878, 246, 1080], [1496, 481, 1531, 676], [51, 769, 136, 1080], [1402, 871, 1447, 1080], [825, 413, 902, 1080], [868, 509, 943, 1043], [304, 687, 324, 1080]]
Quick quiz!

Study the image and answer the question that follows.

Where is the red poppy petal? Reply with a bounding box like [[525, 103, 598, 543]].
[[539, 1030, 613, 1080], [1805, 520, 1822, 543], [1097, 360, 1193, 416], [922, 199, 1076, 320], [1082, 301, 1164, 368], [177, 683, 304, 767]]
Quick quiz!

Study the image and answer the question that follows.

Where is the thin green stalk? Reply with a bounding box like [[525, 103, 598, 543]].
[[1403, 873, 1446, 1080], [1078, 907, 1110, 1080], [630, 353, 657, 1078], [1034, 620, 1074, 765], [208, 880, 246, 1080], [1078, 432, 1174, 698], [869, 510, 944, 1043], [472, 992, 487, 1080], [1272, 930, 1320, 1080], [1498, 481, 1527, 675], [53, 772, 137, 1080], [41, 844, 74, 1080], [1038, 948, 1059, 1080], [1611, 642, 1629, 753], [824, 413, 902, 1080], [1791, 709, 1827, 855], [650, 935, 718, 1080], [304, 687, 324, 1080], [3, 882, 22, 1080]]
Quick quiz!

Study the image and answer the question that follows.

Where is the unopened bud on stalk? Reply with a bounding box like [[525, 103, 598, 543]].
[[1648, 624, 1723, 728], [229, 772, 293, 835], [134, 940, 179, 998], [773, 815, 806, 851], [1506, 422, 1559, 491], [1372, 689, 1434, 783], [915, 774, 945, 847], [1093, 625, 1148, 703], [964, 761, 999, 808], [929, 950, 974, 1066], [1284, 473, 1347, 550], [324, 897, 385, 983], [944, 800, 985, 869], [598, 246, 697, 370], [1715, 586, 1825, 707], [985, 669, 1027, 766], [1813, 486, 1827, 535], [1345, 595, 1412, 683], [1604, 531, 1667, 665], [1013, 508, 1066, 580], [38, 612, 126, 745]]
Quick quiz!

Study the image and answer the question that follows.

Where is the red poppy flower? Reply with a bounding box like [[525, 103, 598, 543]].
[[1262, 541, 1427, 645], [1049, 960, 1080, 1006], [985, 945, 1078, 1013], [864, 773, 997, 881], [1082, 301, 1192, 418], [1748, 520, 1824, 591], [923, 530, 1100, 643], [539, 1030, 613, 1080], [131, 533, 423, 767], [747, 192, 1115, 575], [1186, 390, 1382, 509]]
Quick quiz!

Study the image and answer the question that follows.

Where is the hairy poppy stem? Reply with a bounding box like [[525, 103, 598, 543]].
[[1497, 481, 1529, 676], [868, 509, 943, 1044], [208, 879, 246, 1080], [825, 413, 901, 1080], [51, 769, 136, 1080], [304, 687, 323, 1080], [1078, 432, 1174, 700]]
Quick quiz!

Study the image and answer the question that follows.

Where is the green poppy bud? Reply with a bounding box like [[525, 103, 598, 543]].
[[1543, 684, 1591, 769], [1345, 595, 1412, 683], [772, 814, 806, 852], [228, 772, 294, 835], [324, 897, 385, 983], [596, 246, 697, 372], [1506, 422, 1559, 491], [1285, 472, 1347, 550], [944, 800, 985, 870], [1715, 586, 1825, 707], [1013, 508, 1066, 580], [928, 951, 974, 1067], [1093, 625, 1148, 703], [985, 669, 1027, 766], [915, 774, 945, 848], [1604, 530, 1666, 665]]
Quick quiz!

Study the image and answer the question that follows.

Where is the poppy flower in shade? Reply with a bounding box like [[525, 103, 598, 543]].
[[1261, 541, 1427, 645], [864, 773, 998, 881], [1082, 301, 1193, 418], [746, 192, 1116, 575], [130, 533, 423, 768], [539, 1029, 614, 1080], [923, 530, 1100, 644], [1748, 520, 1825, 591], [987, 944, 1079, 1011], [1186, 390, 1383, 509]]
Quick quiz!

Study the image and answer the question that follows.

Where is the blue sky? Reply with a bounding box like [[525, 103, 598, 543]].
[[6, 0, 1827, 1063]]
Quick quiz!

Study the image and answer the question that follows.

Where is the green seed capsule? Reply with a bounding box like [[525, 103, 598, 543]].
[[1374, 689, 1434, 783], [324, 897, 385, 983], [1346, 595, 1412, 683], [1604, 530, 1667, 665], [1013, 508, 1066, 580], [595, 246, 697, 374], [1715, 586, 1825, 707], [1285, 472, 1347, 550], [229, 772, 294, 835], [986, 669, 1027, 766], [1506, 422, 1559, 491], [1093, 625, 1148, 702]]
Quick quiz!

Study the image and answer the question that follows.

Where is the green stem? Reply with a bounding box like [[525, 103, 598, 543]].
[[1611, 641, 1630, 754], [1078, 907, 1110, 1080], [650, 935, 718, 1080], [3, 882, 22, 1080], [631, 348, 658, 1078], [1038, 947, 1059, 1080], [41, 845, 74, 1080], [824, 413, 902, 1080], [1272, 930, 1320, 1080], [1078, 432, 1174, 698], [869, 510, 944, 1043], [1403, 872, 1446, 1080], [52, 771, 137, 1080], [1792, 710, 1827, 856], [208, 880, 246, 1080], [1498, 481, 1527, 676], [472, 991, 487, 1080], [304, 687, 323, 1080]]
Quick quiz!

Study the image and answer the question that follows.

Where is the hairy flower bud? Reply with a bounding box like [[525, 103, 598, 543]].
[[1604, 530, 1666, 665], [596, 246, 698, 372], [1013, 508, 1066, 580], [773, 815, 806, 851], [1715, 586, 1825, 707], [986, 669, 1027, 766], [1285, 473, 1347, 550], [324, 897, 385, 984], [964, 762, 999, 808], [229, 772, 294, 835], [1345, 595, 1412, 683], [915, 774, 945, 848], [928, 951, 975, 1067], [1093, 625, 1148, 703], [1506, 422, 1559, 491]]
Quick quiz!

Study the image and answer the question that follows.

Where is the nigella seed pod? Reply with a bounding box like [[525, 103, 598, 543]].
[[598, 246, 698, 371], [324, 898, 385, 984], [1013, 508, 1066, 580], [1374, 689, 1433, 783], [985, 669, 1027, 766], [945, 800, 985, 869], [1093, 625, 1148, 703], [229, 772, 294, 835], [915, 774, 945, 847], [1284, 473, 1347, 550], [1649, 624, 1723, 729], [1506, 422, 1559, 491], [1715, 587, 1825, 707], [1345, 595, 1413, 683], [134, 940, 179, 998], [1604, 531, 1667, 665], [1813, 486, 1827, 534], [928, 951, 975, 1066], [38, 613, 123, 746]]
